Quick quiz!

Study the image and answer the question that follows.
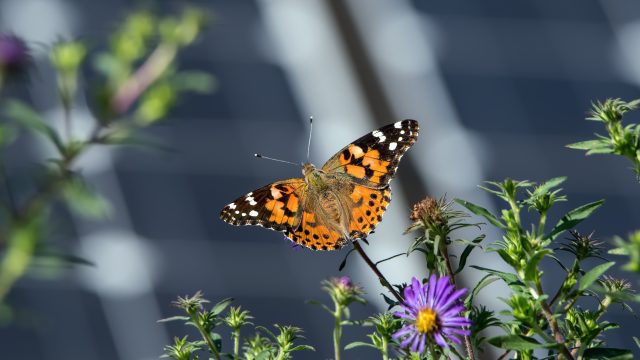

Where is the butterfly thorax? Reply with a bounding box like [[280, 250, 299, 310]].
[[302, 162, 352, 237]]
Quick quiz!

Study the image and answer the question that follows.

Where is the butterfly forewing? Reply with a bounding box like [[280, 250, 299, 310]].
[[322, 119, 419, 188], [220, 179, 307, 233]]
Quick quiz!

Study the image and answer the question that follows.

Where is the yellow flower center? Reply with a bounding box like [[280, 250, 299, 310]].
[[416, 308, 438, 334]]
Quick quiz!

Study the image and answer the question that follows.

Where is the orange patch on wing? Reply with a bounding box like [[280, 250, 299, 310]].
[[266, 199, 286, 223], [286, 195, 299, 212], [286, 211, 344, 250], [362, 149, 390, 172], [348, 186, 391, 237], [346, 164, 366, 178]]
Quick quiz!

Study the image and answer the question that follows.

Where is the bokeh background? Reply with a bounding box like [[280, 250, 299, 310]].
[[1, 0, 639, 359]]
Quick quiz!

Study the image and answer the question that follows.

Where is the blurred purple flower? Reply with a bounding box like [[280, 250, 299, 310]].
[[0, 34, 29, 74], [393, 275, 470, 354], [336, 276, 352, 289]]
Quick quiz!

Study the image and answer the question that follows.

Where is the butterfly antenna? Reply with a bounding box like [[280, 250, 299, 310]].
[[254, 153, 298, 166], [306, 116, 313, 163]]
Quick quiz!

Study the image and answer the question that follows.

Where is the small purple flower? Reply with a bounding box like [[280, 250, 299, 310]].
[[336, 276, 353, 289], [393, 275, 471, 354], [0, 34, 29, 73]]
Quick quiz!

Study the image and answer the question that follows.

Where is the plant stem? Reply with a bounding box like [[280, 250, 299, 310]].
[[233, 329, 240, 359], [534, 284, 573, 360], [111, 43, 177, 114], [440, 242, 475, 360], [333, 306, 342, 360], [193, 316, 221, 360], [381, 336, 389, 360], [352, 240, 402, 303]]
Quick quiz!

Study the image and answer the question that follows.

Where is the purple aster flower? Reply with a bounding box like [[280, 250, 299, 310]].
[[393, 275, 471, 354], [0, 34, 30, 74], [336, 276, 353, 289]]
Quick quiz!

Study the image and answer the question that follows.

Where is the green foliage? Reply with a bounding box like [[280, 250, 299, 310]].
[[0, 6, 212, 309], [567, 98, 640, 178], [161, 293, 313, 360]]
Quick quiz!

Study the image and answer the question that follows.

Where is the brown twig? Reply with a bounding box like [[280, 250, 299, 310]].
[[352, 240, 403, 303]]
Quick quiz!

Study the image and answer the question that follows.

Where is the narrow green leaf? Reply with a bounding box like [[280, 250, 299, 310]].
[[487, 335, 557, 350], [582, 347, 633, 359], [157, 315, 190, 323], [4, 99, 65, 153], [532, 177, 566, 198], [579, 262, 615, 292], [455, 235, 485, 274], [62, 178, 112, 219], [566, 139, 611, 151], [290, 345, 315, 352], [470, 266, 523, 287], [454, 199, 504, 229], [524, 250, 552, 282], [210, 297, 233, 316], [547, 200, 605, 240], [345, 341, 377, 350]]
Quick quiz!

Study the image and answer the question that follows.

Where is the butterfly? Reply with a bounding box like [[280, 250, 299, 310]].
[[220, 120, 419, 251]]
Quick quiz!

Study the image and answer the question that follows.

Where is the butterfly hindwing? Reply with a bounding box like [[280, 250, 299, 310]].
[[220, 179, 306, 233], [348, 185, 392, 239], [322, 119, 419, 188], [286, 211, 346, 251]]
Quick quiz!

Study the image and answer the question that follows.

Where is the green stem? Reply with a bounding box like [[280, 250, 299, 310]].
[[333, 306, 342, 360], [381, 336, 389, 360], [233, 328, 240, 359], [537, 211, 547, 237], [192, 315, 221, 360]]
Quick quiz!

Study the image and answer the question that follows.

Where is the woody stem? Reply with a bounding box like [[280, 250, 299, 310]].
[[353, 240, 403, 303]]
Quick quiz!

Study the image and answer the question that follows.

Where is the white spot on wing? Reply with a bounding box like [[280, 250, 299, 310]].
[[394, 121, 402, 128], [398, 136, 403, 141], [235, 210, 239, 214], [229, 203, 237, 209], [400, 130, 405, 135], [249, 200, 257, 206], [241, 213, 247, 217], [379, 135, 386, 142], [389, 142, 397, 150], [249, 210, 259, 217], [372, 130, 383, 137]]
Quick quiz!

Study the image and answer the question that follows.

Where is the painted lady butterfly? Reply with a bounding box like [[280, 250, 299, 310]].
[[220, 120, 419, 250]]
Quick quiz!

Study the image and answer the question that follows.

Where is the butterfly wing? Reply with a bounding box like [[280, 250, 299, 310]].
[[347, 185, 392, 239], [220, 178, 306, 233], [285, 211, 346, 251], [322, 119, 419, 188]]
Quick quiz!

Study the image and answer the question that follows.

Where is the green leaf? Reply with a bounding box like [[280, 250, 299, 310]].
[[466, 274, 499, 306], [547, 200, 605, 240], [454, 235, 485, 274], [290, 344, 315, 352], [582, 347, 633, 359], [566, 139, 611, 151], [524, 249, 552, 282], [4, 99, 64, 153], [488, 335, 557, 350], [62, 178, 112, 219], [455, 199, 504, 229], [470, 266, 523, 287], [157, 315, 190, 323], [344, 341, 376, 350], [210, 297, 233, 316], [531, 177, 566, 198], [579, 261, 615, 292]]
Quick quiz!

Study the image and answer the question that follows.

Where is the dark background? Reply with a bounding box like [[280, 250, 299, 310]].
[[1, 0, 639, 359]]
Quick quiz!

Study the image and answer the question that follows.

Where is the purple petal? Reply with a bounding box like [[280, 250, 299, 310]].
[[400, 332, 416, 348], [411, 277, 425, 306], [393, 311, 416, 320], [441, 318, 472, 327], [432, 276, 452, 307], [392, 325, 415, 339], [433, 332, 448, 348], [427, 274, 438, 307], [442, 327, 471, 336], [411, 332, 422, 353], [436, 288, 468, 312], [416, 333, 426, 354]]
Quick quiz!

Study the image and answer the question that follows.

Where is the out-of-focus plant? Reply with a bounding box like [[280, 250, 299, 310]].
[[160, 292, 314, 360], [0, 6, 213, 309]]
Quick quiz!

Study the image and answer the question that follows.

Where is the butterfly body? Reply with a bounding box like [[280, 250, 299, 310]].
[[220, 120, 419, 251]]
